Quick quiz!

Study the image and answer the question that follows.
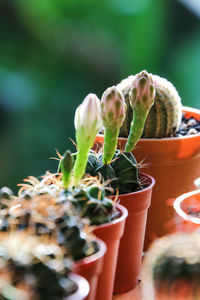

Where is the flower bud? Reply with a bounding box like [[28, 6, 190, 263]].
[[101, 86, 126, 131], [129, 70, 155, 111], [75, 93, 101, 136]]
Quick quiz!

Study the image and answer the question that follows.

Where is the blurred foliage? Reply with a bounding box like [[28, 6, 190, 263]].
[[0, 0, 199, 191]]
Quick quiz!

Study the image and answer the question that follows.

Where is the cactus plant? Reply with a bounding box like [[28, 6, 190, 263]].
[[117, 72, 182, 138], [142, 232, 200, 299], [0, 231, 76, 300], [85, 149, 141, 195]]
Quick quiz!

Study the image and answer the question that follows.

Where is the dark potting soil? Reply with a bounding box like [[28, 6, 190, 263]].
[[172, 113, 200, 137]]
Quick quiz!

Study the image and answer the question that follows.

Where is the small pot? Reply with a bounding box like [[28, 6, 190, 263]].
[[94, 106, 200, 250], [112, 173, 155, 293], [92, 203, 128, 300], [73, 238, 107, 300], [173, 190, 200, 233], [67, 273, 90, 300]]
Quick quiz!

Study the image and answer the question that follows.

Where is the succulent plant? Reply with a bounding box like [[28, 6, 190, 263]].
[[142, 232, 200, 299], [61, 181, 120, 225], [0, 231, 76, 300], [101, 86, 126, 164], [85, 149, 141, 195], [117, 72, 182, 139], [3, 173, 99, 261]]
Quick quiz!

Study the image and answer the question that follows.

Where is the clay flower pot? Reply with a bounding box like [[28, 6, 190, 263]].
[[92, 203, 128, 300], [111, 174, 155, 293], [173, 190, 200, 233], [95, 106, 200, 249], [73, 238, 107, 300], [67, 273, 90, 300]]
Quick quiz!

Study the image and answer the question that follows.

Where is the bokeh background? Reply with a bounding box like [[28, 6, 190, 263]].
[[0, 0, 200, 192]]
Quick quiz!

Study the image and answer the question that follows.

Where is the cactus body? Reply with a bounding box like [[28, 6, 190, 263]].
[[86, 150, 140, 194], [117, 73, 182, 138]]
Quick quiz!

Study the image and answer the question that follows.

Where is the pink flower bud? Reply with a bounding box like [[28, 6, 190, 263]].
[[101, 86, 126, 130]]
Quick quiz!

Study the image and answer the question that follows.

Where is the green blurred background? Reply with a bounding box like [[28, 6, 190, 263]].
[[0, 0, 200, 191]]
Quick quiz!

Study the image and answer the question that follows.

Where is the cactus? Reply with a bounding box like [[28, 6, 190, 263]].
[[143, 232, 200, 299], [73, 93, 102, 185], [117, 72, 182, 139], [0, 231, 76, 299], [101, 86, 126, 164], [61, 183, 120, 225], [86, 149, 141, 194]]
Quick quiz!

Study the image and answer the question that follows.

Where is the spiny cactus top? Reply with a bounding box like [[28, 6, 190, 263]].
[[0, 231, 75, 300], [118, 72, 182, 138]]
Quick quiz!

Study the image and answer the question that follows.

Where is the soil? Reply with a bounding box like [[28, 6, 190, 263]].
[[172, 113, 200, 137]]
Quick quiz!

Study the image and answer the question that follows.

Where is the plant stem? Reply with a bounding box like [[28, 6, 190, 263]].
[[125, 110, 147, 152], [103, 128, 119, 164], [73, 149, 89, 185]]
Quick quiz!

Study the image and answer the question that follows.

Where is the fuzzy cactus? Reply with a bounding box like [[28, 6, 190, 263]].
[[73, 93, 101, 185], [124, 70, 155, 152], [0, 231, 75, 299], [117, 72, 182, 139], [142, 232, 200, 299], [86, 149, 141, 194], [101, 86, 126, 164]]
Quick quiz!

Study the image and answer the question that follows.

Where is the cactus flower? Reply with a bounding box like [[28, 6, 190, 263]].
[[101, 86, 126, 164], [125, 70, 155, 152], [73, 93, 101, 185]]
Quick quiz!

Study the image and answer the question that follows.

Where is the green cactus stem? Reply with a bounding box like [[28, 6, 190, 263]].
[[101, 86, 126, 164], [60, 150, 74, 189], [125, 70, 155, 152]]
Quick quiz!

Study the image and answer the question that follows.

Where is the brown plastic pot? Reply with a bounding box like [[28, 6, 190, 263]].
[[92, 203, 128, 300], [67, 273, 90, 300], [112, 174, 155, 293], [73, 238, 106, 300], [173, 190, 200, 233], [94, 106, 200, 250]]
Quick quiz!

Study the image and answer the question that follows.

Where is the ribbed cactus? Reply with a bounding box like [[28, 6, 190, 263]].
[[86, 149, 141, 194], [62, 183, 120, 225], [117, 72, 182, 138]]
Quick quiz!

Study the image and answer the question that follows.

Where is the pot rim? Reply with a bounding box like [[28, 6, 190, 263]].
[[97, 106, 200, 143], [173, 190, 200, 224], [66, 273, 90, 300], [74, 237, 106, 266]]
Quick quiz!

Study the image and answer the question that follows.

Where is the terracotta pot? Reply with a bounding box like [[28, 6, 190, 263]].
[[94, 106, 200, 249], [112, 174, 155, 293], [67, 273, 90, 300], [92, 203, 128, 300], [73, 238, 107, 300], [173, 190, 200, 233]]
